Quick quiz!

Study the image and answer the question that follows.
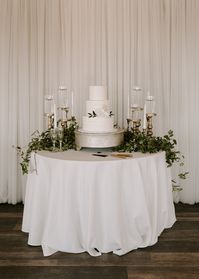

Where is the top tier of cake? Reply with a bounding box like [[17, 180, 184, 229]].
[[86, 86, 109, 115], [89, 86, 107, 101]]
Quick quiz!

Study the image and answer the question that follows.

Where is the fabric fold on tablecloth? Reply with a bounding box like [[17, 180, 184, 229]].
[[22, 150, 176, 257]]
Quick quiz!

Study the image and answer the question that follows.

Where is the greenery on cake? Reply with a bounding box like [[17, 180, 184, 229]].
[[88, 111, 97, 118], [88, 110, 114, 118], [17, 117, 77, 174], [109, 111, 114, 117], [114, 129, 188, 191]]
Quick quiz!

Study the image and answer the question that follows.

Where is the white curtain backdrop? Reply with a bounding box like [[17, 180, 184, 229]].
[[0, 0, 199, 204]]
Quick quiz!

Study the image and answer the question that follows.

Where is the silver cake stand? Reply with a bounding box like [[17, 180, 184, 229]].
[[75, 128, 124, 150]]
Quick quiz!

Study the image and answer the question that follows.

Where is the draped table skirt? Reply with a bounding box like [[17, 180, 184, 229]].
[[22, 150, 176, 256]]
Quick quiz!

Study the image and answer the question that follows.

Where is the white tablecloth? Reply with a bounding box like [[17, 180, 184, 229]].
[[22, 150, 176, 257]]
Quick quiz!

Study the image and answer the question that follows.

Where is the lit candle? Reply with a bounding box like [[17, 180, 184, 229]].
[[132, 103, 138, 109], [59, 85, 66, 90], [146, 95, 155, 113], [53, 103, 57, 129], [127, 94, 130, 118], [44, 95, 53, 115], [62, 109, 66, 121], [143, 103, 147, 129], [147, 95, 153, 101]]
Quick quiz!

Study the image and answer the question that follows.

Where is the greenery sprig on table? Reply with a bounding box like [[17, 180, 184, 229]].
[[17, 117, 77, 175], [114, 129, 188, 191]]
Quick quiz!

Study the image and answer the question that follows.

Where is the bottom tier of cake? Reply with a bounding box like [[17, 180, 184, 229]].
[[82, 116, 115, 133]]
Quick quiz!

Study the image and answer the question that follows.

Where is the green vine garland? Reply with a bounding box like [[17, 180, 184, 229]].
[[17, 117, 77, 174], [18, 120, 188, 192], [114, 129, 188, 191]]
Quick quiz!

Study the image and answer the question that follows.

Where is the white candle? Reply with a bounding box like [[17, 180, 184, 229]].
[[44, 95, 53, 115], [146, 95, 155, 113], [147, 95, 154, 101], [134, 86, 141, 91], [143, 103, 147, 129], [127, 95, 130, 118], [71, 91, 74, 116], [59, 85, 66, 90], [62, 109, 66, 121], [53, 103, 57, 129]]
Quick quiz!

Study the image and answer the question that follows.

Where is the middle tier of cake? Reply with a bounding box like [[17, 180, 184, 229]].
[[82, 116, 114, 133]]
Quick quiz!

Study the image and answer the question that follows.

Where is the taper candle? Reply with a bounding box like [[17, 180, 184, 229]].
[[143, 104, 147, 129], [71, 91, 74, 116], [127, 95, 130, 118]]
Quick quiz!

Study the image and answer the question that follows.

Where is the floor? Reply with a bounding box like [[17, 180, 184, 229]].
[[0, 203, 199, 278]]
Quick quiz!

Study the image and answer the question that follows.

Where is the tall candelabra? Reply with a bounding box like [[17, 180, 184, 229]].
[[44, 86, 74, 130], [127, 87, 143, 133], [44, 95, 55, 129], [144, 94, 156, 136], [44, 108, 71, 129], [58, 107, 69, 128], [126, 88, 156, 136], [126, 112, 156, 136], [146, 113, 153, 136]]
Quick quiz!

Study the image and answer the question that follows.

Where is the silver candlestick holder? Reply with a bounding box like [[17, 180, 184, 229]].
[[146, 113, 157, 136], [58, 107, 69, 128], [126, 106, 143, 133], [132, 119, 141, 134], [44, 113, 54, 129], [126, 118, 141, 134]]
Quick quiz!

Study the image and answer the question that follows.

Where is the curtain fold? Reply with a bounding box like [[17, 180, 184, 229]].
[[0, 0, 198, 204]]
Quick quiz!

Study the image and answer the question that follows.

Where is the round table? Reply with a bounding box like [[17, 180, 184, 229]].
[[22, 149, 176, 257]]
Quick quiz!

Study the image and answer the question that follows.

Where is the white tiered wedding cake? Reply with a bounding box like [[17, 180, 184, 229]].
[[82, 86, 115, 133], [75, 85, 124, 149]]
